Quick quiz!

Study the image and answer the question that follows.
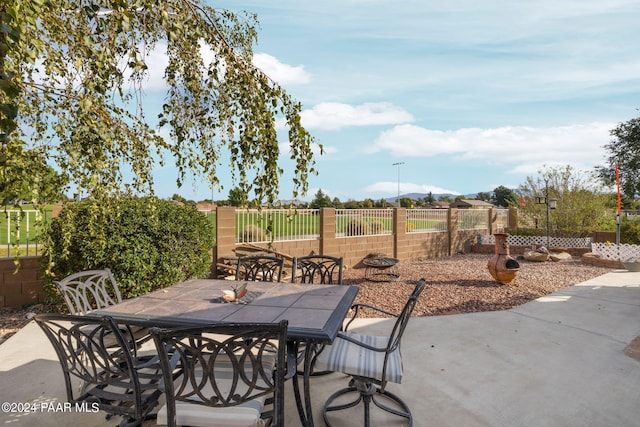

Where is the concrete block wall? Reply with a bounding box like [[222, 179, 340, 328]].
[[0, 257, 44, 308]]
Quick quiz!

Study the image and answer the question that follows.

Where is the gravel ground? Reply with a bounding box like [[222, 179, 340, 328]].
[[0, 253, 613, 344], [342, 253, 613, 317]]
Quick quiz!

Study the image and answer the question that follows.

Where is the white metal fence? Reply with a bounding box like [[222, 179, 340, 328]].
[[335, 209, 393, 237], [1, 209, 49, 257], [494, 208, 509, 231], [406, 209, 448, 233], [235, 209, 320, 243], [458, 209, 489, 230]]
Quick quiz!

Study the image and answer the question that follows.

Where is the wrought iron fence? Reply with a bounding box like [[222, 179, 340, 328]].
[[458, 209, 489, 230], [335, 209, 393, 237], [406, 209, 448, 233], [1, 209, 51, 257], [235, 209, 320, 243], [494, 208, 509, 232]]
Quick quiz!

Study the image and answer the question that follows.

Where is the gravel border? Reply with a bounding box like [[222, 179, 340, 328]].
[[342, 253, 613, 317]]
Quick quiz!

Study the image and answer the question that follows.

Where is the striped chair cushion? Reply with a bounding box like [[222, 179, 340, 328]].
[[313, 331, 403, 384]]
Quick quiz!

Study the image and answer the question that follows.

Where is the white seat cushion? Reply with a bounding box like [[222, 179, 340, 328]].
[[313, 331, 403, 383], [156, 350, 276, 427], [156, 399, 265, 427]]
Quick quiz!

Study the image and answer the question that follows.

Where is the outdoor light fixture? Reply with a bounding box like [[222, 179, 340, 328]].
[[536, 181, 558, 247]]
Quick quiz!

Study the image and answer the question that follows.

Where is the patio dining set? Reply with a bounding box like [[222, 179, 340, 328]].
[[37, 255, 425, 427]]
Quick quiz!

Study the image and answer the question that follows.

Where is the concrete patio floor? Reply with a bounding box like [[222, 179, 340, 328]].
[[1, 269, 639, 426]]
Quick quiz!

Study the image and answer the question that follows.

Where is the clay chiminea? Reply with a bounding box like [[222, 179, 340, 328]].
[[487, 233, 520, 284]]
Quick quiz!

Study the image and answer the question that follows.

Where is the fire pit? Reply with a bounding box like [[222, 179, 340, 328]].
[[362, 256, 400, 282]]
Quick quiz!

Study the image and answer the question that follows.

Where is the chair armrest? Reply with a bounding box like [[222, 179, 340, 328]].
[[344, 303, 399, 330], [335, 331, 387, 352]]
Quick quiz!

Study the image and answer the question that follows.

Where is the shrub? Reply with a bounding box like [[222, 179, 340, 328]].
[[345, 218, 370, 236], [42, 197, 214, 307], [621, 217, 640, 244], [369, 220, 384, 235], [241, 224, 266, 242]]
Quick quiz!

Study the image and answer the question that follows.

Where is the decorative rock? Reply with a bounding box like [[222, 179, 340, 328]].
[[549, 251, 572, 262]]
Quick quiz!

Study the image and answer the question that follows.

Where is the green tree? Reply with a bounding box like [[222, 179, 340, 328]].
[[476, 192, 491, 202], [0, 147, 67, 205], [227, 187, 248, 207], [311, 189, 332, 208], [374, 198, 388, 208], [399, 197, 413, 208], [491, 185, 517, 208], [1, 1, 315, 205], [518, 165, 615, 234], [596, 116, 640, 203]]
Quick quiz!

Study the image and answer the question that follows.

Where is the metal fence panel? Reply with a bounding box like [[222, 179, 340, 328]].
[[235, 209, 320, 243], [458, 209, 489, 230], [335, 209, 393, 237], [1, 209, 49, 257], [406, 209, 448, 233]]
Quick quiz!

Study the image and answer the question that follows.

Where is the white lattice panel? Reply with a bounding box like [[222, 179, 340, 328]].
[[478, 234, 593, 248], [591, 243, 640, 261]]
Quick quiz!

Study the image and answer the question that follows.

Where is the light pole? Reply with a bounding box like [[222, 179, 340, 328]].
[[392, 162, 404, 206], [536, 180, 557, 247]]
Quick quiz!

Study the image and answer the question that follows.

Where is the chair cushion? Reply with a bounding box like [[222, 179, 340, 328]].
[[156, 400, 265, 427], [156, 351, 275, 427], [313, 331, 403, 384]]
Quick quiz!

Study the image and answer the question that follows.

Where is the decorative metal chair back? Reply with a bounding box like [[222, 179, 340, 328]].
[[35, 313, 163, 425], [313, 279, 426, 426], [54, 269, 122, 315], [236, 255, 284, 282], [150, 320, 289, 427], [292, 255, 344, 284]]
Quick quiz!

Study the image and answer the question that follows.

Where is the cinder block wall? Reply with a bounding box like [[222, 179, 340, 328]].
[[0, 257, 44, 308]]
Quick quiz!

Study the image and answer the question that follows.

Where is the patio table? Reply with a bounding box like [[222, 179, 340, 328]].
[[95, 278, 359, 427]]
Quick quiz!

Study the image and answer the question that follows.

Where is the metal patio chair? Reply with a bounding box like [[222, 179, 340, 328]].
[[236, 255, 284, 282], [54, 268, 149, 345], [291, 255, 344, 377], [313, 279, 427, 427], [35, 313, 164, 427], [150, 320, 291, 427], [54, 268, 122, 315], [292, 255, 344, 284]]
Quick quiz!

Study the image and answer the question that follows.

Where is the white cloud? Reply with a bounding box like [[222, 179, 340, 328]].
[[364, 181, 460, 195], [301, 102, 414, 130], [252, 53, 312, 85], [138, 43, 169, 90], [369, 122, 612, 173]]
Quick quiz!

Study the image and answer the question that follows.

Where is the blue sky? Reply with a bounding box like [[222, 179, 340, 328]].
[[145, 0, 640, 202]]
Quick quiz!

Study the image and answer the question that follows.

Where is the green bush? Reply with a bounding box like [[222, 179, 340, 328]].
[[621, 217, 640, 244], [369, 220, 384, 235], [42, 197, 214, 306], [345, 218, 370, 236], [242, 224, 266, 242]]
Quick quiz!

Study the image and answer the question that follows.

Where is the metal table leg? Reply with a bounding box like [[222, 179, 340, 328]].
[[291, 340, 316, 426]]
